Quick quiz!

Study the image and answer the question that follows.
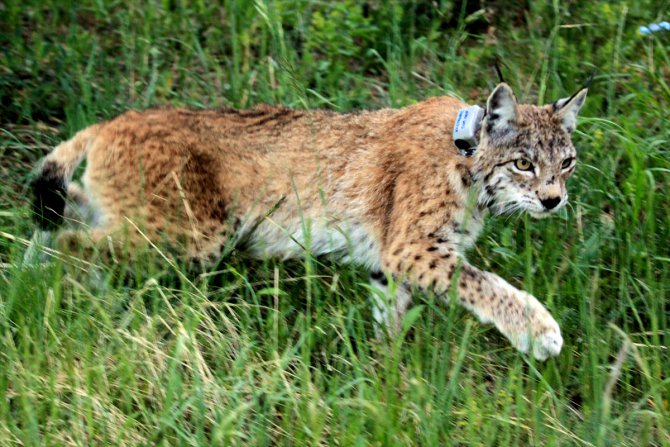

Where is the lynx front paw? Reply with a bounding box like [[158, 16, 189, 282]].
[[532, 325, 563, 360], [502, 298, 563, 361], [506, 324, 563, 361], [529, 304, 563, 360]]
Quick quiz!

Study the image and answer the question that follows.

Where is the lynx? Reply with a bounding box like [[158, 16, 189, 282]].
[[30, 82, 588, 360]]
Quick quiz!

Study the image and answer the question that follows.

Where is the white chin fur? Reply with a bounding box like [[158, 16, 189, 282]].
[[491, 203, 551, 218], [529, 211, 553, 219]]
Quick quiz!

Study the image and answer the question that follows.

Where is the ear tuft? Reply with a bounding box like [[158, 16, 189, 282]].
[[555, 87, 588, 133], [485, 83, 518, 135]]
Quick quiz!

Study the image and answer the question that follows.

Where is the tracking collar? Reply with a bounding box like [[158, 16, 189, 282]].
[[453, 105, 485, 157]]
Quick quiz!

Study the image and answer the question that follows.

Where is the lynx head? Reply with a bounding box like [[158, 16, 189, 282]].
[[473, 82, 588, 217]]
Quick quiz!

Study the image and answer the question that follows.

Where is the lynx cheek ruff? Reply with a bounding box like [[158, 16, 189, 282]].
[[453, 105, 485, 157]]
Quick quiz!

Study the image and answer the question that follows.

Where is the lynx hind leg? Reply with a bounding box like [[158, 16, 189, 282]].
[[178, 215, 239, 271], [23, 230, 54, 265], [56, 224, 157, 266], [369, 271, 413, 338], [184, 233, 233, 271], [63, 183, 95, 225], [56, 228, 116, 260], [66, 182, 89, 206]]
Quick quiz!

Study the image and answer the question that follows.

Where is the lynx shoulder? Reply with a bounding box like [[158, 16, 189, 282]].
[[30, 82, 588, 360]]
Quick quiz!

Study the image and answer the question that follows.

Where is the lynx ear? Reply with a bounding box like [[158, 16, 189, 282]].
[[554, 87, 588, 133], [485, 83, 518, 134]]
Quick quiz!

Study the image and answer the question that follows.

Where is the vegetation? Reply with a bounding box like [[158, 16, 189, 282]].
[[1, 0, 669, 445]]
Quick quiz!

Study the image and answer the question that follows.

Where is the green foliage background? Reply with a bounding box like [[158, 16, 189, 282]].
[[0, 0, 669, 445]]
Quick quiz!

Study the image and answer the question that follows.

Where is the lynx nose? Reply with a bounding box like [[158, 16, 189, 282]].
[[541, 197, 561, 210]]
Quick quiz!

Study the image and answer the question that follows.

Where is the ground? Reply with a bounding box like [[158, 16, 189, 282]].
[[0, 1, 669, 445]]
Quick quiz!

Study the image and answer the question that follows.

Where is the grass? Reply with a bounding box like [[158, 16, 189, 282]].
[[1, 0, 669, 445]]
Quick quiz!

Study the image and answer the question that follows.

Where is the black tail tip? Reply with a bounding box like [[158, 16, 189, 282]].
[[30, 161, 67, 230]]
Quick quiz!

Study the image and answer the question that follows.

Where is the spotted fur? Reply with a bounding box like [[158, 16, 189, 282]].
[[28, 83, 587, 360]]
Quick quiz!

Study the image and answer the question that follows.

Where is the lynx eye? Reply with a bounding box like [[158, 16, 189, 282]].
[[514, 158, 533, 171], [561, 157, 575, 169]]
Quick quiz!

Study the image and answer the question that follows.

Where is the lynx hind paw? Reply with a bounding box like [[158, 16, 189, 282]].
[[23, 230, 53, 266]]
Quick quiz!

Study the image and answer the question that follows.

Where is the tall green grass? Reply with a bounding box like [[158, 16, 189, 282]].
[[1, 0, 668, 445]]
